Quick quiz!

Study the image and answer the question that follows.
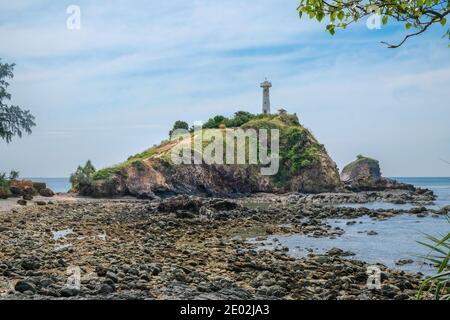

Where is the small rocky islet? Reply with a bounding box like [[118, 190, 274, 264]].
[[0, 113, 448, 300]]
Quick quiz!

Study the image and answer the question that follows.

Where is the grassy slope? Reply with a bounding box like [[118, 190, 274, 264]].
[[91, 113, 323, 183]]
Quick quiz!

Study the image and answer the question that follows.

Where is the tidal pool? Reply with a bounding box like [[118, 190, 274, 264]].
[[252, 214, 449, 276], [52, 228, 74, 240]]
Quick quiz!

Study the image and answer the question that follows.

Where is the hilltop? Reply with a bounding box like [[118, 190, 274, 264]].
[[72, 112, 342, 198]]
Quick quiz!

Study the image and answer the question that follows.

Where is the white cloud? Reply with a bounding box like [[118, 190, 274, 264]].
[[0, 0, 449, 177]]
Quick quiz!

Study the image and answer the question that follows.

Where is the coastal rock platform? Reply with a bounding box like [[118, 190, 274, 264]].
[[0, 192, 441, 300]]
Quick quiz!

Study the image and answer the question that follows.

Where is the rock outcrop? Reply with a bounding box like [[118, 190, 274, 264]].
[[341, 155, 381, 183], [79, 114, 343, 197], [340, 155, 432, 197], [0, 180, 55, 199]]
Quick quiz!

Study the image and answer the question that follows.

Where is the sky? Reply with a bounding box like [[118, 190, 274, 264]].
[[0, 0, 449, 177]]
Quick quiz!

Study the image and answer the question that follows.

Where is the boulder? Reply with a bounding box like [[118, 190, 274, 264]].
[[395, 259, 414, 266], [23, 194, 33, 201], [21, 256, 41, 270], [15, 280, 36, 293], [60, 288, 80, 297], [438, 205, 450, 215], [39, 188, 55, 197], [341, 155, 381, 183], [157, 195, 203, 213], [32, 182, 47, 193], [9, 180, 37, 196], [341, 155, 418, 192]]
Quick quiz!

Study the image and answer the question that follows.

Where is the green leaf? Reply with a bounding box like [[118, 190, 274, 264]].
[[440, 18, 447, 26], [405, 23, 412, 30], [317, 12, 324, 22], [382, 16, 388, 25]]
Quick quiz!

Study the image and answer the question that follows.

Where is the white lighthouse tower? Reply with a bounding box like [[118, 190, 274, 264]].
[[260, 78, 272, 114]]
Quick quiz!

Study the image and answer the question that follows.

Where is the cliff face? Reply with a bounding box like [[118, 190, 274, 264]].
[[340, 155, 381, 183], [81, 114, 342, 198], [340, 155, 414, 192]]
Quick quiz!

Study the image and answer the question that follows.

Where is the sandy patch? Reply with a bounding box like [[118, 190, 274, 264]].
[[0, 193, 78, 213]]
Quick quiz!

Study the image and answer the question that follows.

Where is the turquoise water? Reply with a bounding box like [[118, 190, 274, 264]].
[[24, 177, 71, 193]]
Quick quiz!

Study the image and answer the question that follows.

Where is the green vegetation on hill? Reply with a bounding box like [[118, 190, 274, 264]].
[[82, 112, 322, 187], [342, 154, 379, 174], [241, 113, 321, 185], [203, 111, 258, 129], [90, 140, 174, 181]]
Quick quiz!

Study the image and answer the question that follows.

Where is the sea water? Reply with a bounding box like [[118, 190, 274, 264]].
[[254, 177, 450, 275], [24, 177, 71, 193]]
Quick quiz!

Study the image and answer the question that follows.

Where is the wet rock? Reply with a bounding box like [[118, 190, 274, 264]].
[[105, 271, 119, 283], [410, 207, 427, 214], [395, 259, 414, 266], [21, 257, 41, 271], [327, 248, 355, 257], [17, 199, 27, 206], [327, 247, 344, 256], [157, 195, 203, 213], [23, 194, 33, 201], [98, 283, 115, 295], [95, 266, 108, 277], [39, 188, 55, 197], [438, 205, 450, 215], [381, 284, 400, 298], [367, 230, 378, 236], [15, 280, 36, 293], [60, 288, 80, 297], [208, 199, 238, 211]]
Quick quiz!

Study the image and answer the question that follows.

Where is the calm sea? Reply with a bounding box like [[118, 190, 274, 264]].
[[252, 177, 450, 275], [391, 177, 450, 209], [24, 177, 71, 193]]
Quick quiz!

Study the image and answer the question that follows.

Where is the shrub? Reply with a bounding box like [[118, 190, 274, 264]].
[[169, 120, 189, 137], [417, 215, 450, 300], [0, 173, 11, 199], [132, 160, 146, 172], [70, 160, 96, 195], [8, 170, 19, 180]]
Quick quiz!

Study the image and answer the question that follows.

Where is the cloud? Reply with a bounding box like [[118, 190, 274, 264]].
[[0, 0, 449, 177]]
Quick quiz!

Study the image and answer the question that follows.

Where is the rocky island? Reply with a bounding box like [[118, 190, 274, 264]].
[[1, 110, 447, 300], [73, 113, 342, 198], [1, 0, 450, 306]]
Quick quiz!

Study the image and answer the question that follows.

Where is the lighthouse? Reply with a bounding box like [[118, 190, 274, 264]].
[[260, 78, 272, 114]]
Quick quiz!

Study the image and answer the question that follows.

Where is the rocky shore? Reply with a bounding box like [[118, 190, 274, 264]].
[[1, 192, 445, 300]]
